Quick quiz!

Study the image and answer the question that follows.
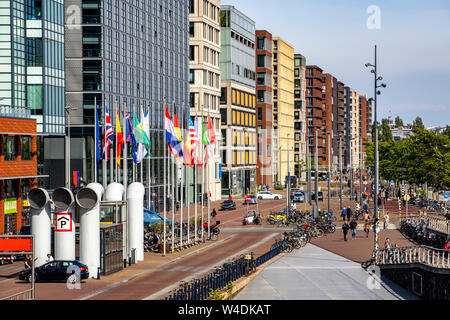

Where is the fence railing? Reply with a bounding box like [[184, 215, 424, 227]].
[[377, 245, 450, 269], [165, 245, 283, 300], [403, 215, 450, 235], [1, 289, 33, 301]]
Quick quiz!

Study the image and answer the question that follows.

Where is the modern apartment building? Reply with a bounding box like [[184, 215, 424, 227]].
[[219, 5, 256, 196], [65, 0, 190, 212], [271, 37, 294, 186], [189, 0, 222, 201], [255, 30, 273, 188], [306, 65, 326, 166], [0, 0, 65, 189], [293, 53, 307, 180], [348, 88, 360, 170]]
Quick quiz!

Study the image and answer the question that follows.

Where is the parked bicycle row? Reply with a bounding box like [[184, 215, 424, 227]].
[[400, 218, 450, 250]]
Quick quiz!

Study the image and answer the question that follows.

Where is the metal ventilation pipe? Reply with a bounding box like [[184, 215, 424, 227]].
[[76, 183, 104, 278], [28, 188, 51, 267], [127, 183, 145, 261], [52, 187, 75, 261]]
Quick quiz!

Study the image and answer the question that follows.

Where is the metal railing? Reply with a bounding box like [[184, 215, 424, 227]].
[[1, 289, 33, 301], [166, 245, 283, 300], [378, 245, 450, 269], [403, 215, 450, 235]]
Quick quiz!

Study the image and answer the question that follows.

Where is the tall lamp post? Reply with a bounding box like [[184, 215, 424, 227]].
[[365, 45, 387, 252]]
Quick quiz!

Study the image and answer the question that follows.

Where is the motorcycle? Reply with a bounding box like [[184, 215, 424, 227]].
[[243, 210, 261, 225]]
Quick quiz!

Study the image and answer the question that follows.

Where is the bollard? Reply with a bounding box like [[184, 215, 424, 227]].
[[97, 267, 101, 280], [123, 259, 127, 268]]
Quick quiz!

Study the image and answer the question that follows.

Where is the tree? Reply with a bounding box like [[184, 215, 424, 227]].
[[394, 116, 404, 128], [442, 125, 450, 139], [380, 118, 394, 142], [412, 116, 425, 130]]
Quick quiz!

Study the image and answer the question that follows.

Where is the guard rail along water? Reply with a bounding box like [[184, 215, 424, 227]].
[[377, 245, 450, 269], [403, 215, 450, 235]]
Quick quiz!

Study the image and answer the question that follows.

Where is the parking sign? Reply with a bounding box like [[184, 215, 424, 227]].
[[55, 212, 73, 232]]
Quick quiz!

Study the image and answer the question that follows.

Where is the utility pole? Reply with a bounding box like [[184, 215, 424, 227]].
[[307, 135, 311, 205], [65, 105, 76, 189], [339, 137, 343, 210], [314, 130, 319, 212], [327, 132, 331, 214]]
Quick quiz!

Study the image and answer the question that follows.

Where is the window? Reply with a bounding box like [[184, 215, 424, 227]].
[[257, 37, 265, 50], [189, 22, 194, 36], [220, 10, 230, 27], [294, 68, 300, 77], [273, 40, 278, 50], [189, 45, 195, 61], [220, 87, 227, 104], [257, 73, 265, 85], [294, 90, 301, 99], [189, 70, 195, 84], [294, 57, 302, 67], [4, 136, 16, 161], [257, 55, 265, 68], [257, 107, 262, 121], [294, 79, 301, 88], [295, 100, 302, 109], [257, 90, 265, 103], [21, 137, 32, 160], [273, 53, 277, 62], [294, 111, 300, 120], [26, 38, 43, 66], [273, 65, 277, 75], [220, 109, 227, 124]]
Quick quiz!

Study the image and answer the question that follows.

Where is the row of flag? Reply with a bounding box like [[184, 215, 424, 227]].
[[94, 104, 216, 169], [164, 105, 216, 168]]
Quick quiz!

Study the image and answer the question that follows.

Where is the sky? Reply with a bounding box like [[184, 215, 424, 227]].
[[222, 0, 450, 128]]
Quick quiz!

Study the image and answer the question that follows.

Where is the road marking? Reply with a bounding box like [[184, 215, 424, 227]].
[[143, 232, 279, 300], [80, 234, 236, 300], [169, 266, 183, 272], [181, 266, 193, 272], [1, 266, 15, 271]]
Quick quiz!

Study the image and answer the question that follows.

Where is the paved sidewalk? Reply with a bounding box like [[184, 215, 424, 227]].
[[234, 244, 419, 300]]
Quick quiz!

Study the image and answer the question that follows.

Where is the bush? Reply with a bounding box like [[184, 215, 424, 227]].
[[275, 185, 284, 190]]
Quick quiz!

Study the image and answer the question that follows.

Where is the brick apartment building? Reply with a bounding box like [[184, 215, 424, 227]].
[[255, 30, 273, 187], [0, 117, 38, 234]]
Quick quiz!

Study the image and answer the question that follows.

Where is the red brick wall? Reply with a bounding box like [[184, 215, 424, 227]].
[[0, 117, 37, 233]]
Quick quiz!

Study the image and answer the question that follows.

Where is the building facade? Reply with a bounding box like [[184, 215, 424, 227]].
[[65, 0, 190, 213], [306, 65, 326, 166], [255, 30, 272, 188], [0, 116, 37, 234], [0, 0, 65, 190], [272, 37, 294, 186], [189, 0, 221, 201], [293, 53, 306, 180], [219, 5, 256, 196]]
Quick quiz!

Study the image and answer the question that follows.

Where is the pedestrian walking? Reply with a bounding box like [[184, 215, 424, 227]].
[[342, 222, 350, 242], [347, 208, 353, 222], [24, 255, 37, 269], [364, 221, 371, 238], [350, 219, 357, 240], [46, 253, 54, 263], [385, 238, 391, 249], [341, 207, 347, 221], [384, 213, 390, 230], [211, 208, 217, 218]]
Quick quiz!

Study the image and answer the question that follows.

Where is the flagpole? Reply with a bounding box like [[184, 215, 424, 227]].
[[163, 103, 167, 257], [94, 96, 98, 183], [147, 106, 151, 209], [194, 154, 198, 243], [123, 108, 128, 196], [110, 103, 114, 184], [115, 102, 118, 182], [171, 103, 175, 253], [179, 107, 184, 248], [132, 103, 136, 182], [187, 158, 190, 244], [139, 105, 143, 184], [102, 104, 107, 189], [201, 131, 205, 242], [207, 149, 210, 240]]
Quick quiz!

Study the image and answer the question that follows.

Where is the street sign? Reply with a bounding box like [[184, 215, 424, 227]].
[[245, 196, 251, 202], [390, 180, 394, 185], [55, 212, 73, 232], [444, 193, 449, 200], [0, 237, 32, 252]]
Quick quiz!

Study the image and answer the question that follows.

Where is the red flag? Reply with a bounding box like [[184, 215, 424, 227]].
[[116, 110, 125, 168], [207, 113, 216, 144]]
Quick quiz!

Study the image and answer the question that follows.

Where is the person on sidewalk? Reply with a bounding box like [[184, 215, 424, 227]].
[[364, 221, 371, 238], [385, 238, 392, 249], [350, 219, 358, 240], [342, 222, 350, 241], [384, 213, 390, 230], [341, 207, 347, 221], [346, 208, 353, 222]]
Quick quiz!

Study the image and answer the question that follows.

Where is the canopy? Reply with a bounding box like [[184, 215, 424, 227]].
[[144, 208, 172, 226]]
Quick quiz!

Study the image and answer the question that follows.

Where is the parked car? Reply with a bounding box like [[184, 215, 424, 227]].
[[311, 191, 324, 201], [19, 260, 89, 283], [220, 200, 236, 211], [256, 191, 282, 200], [243, 195, 258, 205], [293, 191, 305, 203]]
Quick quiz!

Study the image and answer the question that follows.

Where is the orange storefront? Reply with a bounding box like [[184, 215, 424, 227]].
[[0, 117, 39, 234]]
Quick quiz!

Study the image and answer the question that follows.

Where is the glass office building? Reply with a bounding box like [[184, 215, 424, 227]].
[[65, 0, 190, 211]]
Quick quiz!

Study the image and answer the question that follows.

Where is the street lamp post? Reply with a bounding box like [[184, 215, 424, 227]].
[[327, 132, 331, 214], [365, 45, 387, 252], [65, 105, 77, 189]]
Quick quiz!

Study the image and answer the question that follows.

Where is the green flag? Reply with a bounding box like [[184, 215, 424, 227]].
[[133, 115, 151, 157], [201, 119, 210, 145]]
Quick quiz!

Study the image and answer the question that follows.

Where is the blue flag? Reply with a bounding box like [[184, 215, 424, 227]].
[[125, 112, 138, 164]]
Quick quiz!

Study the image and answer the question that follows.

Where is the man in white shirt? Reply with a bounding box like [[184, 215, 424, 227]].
[[46, 254, 54, 263]]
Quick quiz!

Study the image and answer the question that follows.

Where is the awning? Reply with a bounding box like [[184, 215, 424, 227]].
[[0, 175, 49, 180]]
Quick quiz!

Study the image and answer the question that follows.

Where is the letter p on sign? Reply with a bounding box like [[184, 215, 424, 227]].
[[56, 213, 73, 232]]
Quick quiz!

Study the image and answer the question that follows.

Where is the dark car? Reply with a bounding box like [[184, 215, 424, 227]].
[[19, 260, 89, 283], [220, 200, 236, 211]]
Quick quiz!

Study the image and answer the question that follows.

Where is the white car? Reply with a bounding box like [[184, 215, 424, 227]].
[[257, 191, 283, 200]]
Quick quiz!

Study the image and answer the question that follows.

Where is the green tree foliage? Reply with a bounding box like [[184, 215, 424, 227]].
[[412, 116, 425, 130], [365, 127, 450, 191], [394, 116, 404, 128]]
